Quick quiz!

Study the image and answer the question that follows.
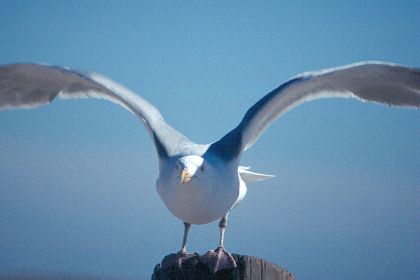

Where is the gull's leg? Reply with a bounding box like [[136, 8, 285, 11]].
[[181, 222, 191, 253], [161, 222, 197, 269], [201, 213, 237, 273], [218, 214, 228, 248]]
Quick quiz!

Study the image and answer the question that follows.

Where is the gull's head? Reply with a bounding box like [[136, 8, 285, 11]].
[[176, 155, 205, 184]]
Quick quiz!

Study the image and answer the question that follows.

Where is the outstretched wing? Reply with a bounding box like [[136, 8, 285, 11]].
[[0, 63, 193, 158], [208, 62, 420, 160]]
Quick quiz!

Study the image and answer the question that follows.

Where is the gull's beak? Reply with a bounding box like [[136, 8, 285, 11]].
[[180, 168, 192, 184]]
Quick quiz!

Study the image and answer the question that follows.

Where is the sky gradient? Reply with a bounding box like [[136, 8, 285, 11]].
[[0, 1, 419, 279]]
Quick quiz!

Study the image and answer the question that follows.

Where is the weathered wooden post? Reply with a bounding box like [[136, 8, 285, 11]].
[[152, 253, 295, 280]]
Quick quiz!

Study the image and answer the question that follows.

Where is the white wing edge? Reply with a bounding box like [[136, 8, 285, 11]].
[[293, 61, 401, 79]]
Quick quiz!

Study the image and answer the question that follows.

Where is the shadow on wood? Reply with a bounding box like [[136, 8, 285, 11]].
[[152, 253, 295, 280]]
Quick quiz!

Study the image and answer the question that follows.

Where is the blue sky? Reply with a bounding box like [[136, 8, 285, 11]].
[[0, 1, 419, 279]]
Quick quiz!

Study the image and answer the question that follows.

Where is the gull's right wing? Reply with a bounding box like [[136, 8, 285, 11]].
[[0, 63, 194, 158]]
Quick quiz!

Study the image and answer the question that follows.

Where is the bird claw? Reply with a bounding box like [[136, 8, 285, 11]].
[[160, 251, 198, 269], [200, 247, 237, 273]]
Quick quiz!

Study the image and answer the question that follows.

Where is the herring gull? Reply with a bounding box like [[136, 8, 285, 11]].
[[1, 61, 419, 271]]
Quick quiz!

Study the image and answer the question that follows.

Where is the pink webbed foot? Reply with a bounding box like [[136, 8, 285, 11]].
[[161, 251, 198, 269], [200, 247, 237, 273]]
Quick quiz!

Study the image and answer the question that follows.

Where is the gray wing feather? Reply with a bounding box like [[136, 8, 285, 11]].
[[0, 63, 193, 158], [209, 62, 420, 160]]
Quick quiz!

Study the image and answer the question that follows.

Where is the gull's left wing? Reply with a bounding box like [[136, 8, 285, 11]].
[[0, 63, 194, 158], [209, 62, 420, 160]]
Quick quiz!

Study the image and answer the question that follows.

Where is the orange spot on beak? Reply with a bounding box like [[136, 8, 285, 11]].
[[180, 168, 192, 184]]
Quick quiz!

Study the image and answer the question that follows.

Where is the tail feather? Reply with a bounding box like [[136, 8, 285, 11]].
[[239, 166, 274, 183]]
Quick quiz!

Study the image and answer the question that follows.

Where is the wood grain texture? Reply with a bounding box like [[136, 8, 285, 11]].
[[152, 253, 295, 280]]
